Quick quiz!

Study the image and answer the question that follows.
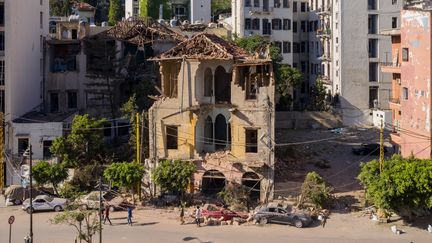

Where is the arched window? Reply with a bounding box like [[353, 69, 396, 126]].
[[204, 68, 213, 97], [204, 116, 213, 144], [215, 114, 228, 150], [214, 66, 231, 103]]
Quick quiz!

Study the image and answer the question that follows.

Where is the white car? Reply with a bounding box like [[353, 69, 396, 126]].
[[22, 195, 68, 213]]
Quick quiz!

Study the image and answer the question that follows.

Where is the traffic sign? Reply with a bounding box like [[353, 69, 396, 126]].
[[8, 216, 14, 225]]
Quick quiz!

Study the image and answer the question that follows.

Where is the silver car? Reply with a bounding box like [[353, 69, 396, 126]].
[[22, 195, 68, 214]]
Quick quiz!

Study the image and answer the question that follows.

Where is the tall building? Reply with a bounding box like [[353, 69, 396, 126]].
[[331, 0, 402, 125], [2, 0, 49, 184], [385, 1, 432, 158]]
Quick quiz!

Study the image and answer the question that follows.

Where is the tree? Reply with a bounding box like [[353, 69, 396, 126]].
[[50, 0, 72, 16], [103, 161, 145, 192], [212, 0, 231, 19], [298, 172, 333, 210], [50, 114, 108, 168], [139, 0, 170, 19], [152, 160, 196, 198], [32, 161, 69, 195], [51, 209, 100, 243], [108, 0, 122, 26], [358, 155, 432, 218], [307, 77, 328, 111]]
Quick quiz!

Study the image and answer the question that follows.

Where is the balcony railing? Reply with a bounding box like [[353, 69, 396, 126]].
[[381, 62, 401, 68], [249, 7, 274, 15]]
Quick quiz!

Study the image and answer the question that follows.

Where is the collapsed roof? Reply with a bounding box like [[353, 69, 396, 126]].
[[155, 33, 268, 61], [104, 19, 187, 46]]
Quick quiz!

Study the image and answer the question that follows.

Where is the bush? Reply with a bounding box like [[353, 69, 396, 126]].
[[59, 182, 85, 201], [217, 183, 249, 211], [299, 172, 333, 209], [358, 155, 432, 217]]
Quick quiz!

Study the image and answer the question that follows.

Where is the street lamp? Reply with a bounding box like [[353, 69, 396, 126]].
[[22, 145, 33, 243]]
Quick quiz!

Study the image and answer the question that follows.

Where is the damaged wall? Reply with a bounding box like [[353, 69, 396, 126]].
[[400, 9, 432, 158]]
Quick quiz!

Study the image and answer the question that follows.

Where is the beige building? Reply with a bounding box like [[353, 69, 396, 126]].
[[149, 33, 275, 202]]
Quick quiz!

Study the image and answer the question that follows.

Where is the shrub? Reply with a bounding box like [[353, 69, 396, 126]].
[[299, 172, 333, 209]]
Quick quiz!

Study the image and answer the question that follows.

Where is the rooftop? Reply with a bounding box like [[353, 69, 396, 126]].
[[13, 111, 76, 124], [74, 2, 96, 11]]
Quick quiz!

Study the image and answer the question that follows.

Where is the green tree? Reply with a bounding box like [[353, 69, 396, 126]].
[[358, 155, 432, 218], [298, 172, 333, 209], [103, 161, 145, 192], [139, 0, 170, 19], [50, 0, 72, 16], [51, 209, 100, 243], [152, 160, 196, 199], [32, 161, 69, 195], [108, 0, 122, 25], [307, 77, 328, 111], [50, 114, 108, 168], [212, 0, 231, 17]]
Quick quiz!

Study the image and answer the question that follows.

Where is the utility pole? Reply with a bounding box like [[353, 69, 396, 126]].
[[379, 120, 385, 173], [28, 145, 33, 243], [99, 174, 102, 243], [136, 113, 141, 200]]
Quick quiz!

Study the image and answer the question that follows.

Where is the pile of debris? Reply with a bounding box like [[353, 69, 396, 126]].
[[179, 23, 207, 32]]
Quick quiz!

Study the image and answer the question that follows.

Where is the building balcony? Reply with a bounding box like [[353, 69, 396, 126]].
[[389, 98, 400, 105], [248, 7, 273, 15], [380, 62, 401, 74], [317, 28, 331, 38], [316, 6, 331, 15], [318, 54, 331, 62]]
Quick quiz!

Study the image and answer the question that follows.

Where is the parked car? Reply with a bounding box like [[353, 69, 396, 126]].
[[352, 143, 387, 155], [76, 191, 132, 211], [22, 195, 69, 213], [5, 185, 55, 205], [253, 206, 312, 228], [201, 204, 247, 221]]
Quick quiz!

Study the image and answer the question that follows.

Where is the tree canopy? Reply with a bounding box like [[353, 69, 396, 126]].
[[152, 160, 196, 194], [50, 114, 108, 168], [108, 0, 122, 26], [103, 161, 145, 190], [51, 209, 100, 243], [32, 161, 69, 195], [358, 155, 432, 217]]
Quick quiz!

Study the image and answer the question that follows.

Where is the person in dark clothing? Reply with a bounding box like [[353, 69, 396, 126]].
[[127, 206, 133, 226], [103, 205, 112, 225]]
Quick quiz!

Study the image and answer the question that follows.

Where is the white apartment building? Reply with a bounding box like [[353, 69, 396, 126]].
[[331, 0, 401, 125], [125, 0, 139, 19], [2, 0, 49, 184]]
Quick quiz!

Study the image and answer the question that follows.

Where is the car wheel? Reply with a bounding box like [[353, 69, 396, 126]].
[[14, 199, 22, 205], [26, 207, 34, 214], [54, 206, 62, 212], [294, 219, 303, 228], [259, 217, 268, 225], [109, 206, 115, 212]]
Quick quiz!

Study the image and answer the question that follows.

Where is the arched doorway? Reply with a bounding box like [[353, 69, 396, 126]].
[[202, 170, 226, 195], [214, 114, 227, 150], [204, 116, 213, 145], [242, 172, 261, 201], [204, 68, 213, 97], [214, 66, 231, 103]]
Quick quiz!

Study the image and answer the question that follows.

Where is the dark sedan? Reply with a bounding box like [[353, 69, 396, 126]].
[[352, 143, 387, 155], [253, 206, 312, 228]]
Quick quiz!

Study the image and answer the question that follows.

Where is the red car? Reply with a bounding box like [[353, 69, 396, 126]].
[[201, 204, 247, 221]]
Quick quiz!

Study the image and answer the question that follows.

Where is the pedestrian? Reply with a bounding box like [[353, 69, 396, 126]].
[[103, 205, 112, 225], [195, 206, 201, 227], [180, 202, 185, 225], [127, 206, 133, 226]]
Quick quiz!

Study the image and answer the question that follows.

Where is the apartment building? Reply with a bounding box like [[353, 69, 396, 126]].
[[1, 0, 49, 184], [384, 1, 432, 158], [331, 0, 402, 125], [149, 33, 275, 202]]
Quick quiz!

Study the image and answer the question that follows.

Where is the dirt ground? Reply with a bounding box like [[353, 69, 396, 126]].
[[274, 126, 393, 204]]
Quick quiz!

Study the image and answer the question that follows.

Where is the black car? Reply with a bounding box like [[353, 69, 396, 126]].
[[253, 206, 312, 228], [351, 143, 386, 155]]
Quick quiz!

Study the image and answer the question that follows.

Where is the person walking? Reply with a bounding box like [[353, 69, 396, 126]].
[[127, 206, 133, 226], [180, 202, 185, 225], [103, 205, 112, 225], [195, 206, 201, 227]]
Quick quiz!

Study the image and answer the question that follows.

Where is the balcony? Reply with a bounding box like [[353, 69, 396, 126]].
[[389, 98, 400, 104], [317, 28, 331, 38], [248, 7, 273, 15], [316, 6, 331, 15], [318, 54, 331, 62], [381, 62, 401, 74]]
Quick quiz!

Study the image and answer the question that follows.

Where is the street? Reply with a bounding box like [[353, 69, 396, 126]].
[[1, 206, 431, 243]]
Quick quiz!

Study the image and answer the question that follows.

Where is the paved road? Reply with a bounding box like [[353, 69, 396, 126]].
[[1, 206, 431, 243]]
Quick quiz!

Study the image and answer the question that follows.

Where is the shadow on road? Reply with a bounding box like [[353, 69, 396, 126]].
[[112, 221, 159, 226]]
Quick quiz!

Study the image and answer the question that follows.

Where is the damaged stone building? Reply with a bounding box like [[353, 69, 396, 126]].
[[149, 33, 275, 202]]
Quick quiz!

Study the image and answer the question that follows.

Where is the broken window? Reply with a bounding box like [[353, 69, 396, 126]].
[[166, 125, 178, 150], [71, 29, 78, 39], [204, 116, 213, 144], [369, 86, 378, 108], [50, 92, 59, 112], [18, 138, 29, 155], [86, 40, 116, 73], [215, 114, 228, 150], [402, 48, 409, 62], [252, 18, 260, 30], [214, 66, 231, 103], [236, 65, 270, 100], [162, 61, 180, 98], [245, 129, 258, 153], [67, 91, 77, 109], [204, 68, 213, 97], [51, 43, 79, 72], [43, 140, 53, 159]]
